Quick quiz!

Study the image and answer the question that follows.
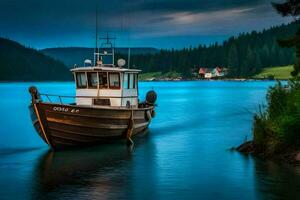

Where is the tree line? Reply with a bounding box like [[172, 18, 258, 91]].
[[125, 22, 298, 78], [0, 38, 72, 81]]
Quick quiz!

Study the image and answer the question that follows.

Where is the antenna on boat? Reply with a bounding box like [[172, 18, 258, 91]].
[[99, 33, 116, 67], [126, 9, 132, 69], [128, 47, 131, 69], [94, 6, 99, 66]]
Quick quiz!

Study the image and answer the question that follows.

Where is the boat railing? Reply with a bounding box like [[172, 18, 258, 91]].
[[39, 93, 138, 105]]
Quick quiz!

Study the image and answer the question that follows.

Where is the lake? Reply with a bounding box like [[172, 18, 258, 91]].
[[0, 81, 299, 200]]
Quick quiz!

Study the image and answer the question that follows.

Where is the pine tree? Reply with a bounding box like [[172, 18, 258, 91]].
[[126, 22, 297, 78], [228, 44, 239, 76], [253, 52, 262, 74], [272, 0, 300, 76], [261, 44, 270, 66], [241, 47, 253, 76]]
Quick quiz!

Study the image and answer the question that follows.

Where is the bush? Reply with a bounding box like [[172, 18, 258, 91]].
[[253, 79, 300, 154]]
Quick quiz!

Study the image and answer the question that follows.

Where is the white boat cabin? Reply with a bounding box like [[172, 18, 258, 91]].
[[70, 34, 143, 108], [71, 66, 140, 108]]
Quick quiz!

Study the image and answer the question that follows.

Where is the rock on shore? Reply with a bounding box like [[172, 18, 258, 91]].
[[236, 140, 300, 165]]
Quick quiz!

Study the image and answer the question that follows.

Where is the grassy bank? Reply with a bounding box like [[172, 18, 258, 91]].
[[140, 65, 294, 81], [139, 71, 181, 81], [237, 80, 300, 163], [253, 65, 293, 80], [139, 72, 162, 80]]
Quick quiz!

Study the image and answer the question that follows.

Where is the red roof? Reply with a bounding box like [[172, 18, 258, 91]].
[[215, 67, 222, 72], [199, 68, 206, 74]]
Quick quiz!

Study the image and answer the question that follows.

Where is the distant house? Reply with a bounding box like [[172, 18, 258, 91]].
[[198, 67, 227, 79], [204, 72, 213, 79], [212, 67, 222, 76], [204, 68, 214, 79], [198, 68, 206, 78]]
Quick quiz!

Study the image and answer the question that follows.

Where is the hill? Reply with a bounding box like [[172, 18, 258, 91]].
[[253, 65, 293, 80], [41, 47, 159, 68], [0, 38, 72, 81], [128, 22, 298, 77]]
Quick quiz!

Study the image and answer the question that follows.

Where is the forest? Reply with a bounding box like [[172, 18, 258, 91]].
[[127, 22, 298, 78], [0, 38, 72, 81], [1, 21, 298, 81]]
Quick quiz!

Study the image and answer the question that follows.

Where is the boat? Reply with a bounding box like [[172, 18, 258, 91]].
[[28, 35, 157, 150]]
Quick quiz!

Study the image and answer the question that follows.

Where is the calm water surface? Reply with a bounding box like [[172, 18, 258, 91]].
[[0, 81, 299, 200]]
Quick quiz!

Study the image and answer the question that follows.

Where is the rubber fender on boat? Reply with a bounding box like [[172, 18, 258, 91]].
[[146, 90, 157, 105], [29, 86, 38, 96]]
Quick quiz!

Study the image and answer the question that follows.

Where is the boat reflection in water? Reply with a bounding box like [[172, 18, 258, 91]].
[[31, 140, 146, 199]]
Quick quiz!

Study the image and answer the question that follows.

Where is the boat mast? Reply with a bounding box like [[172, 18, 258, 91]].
[[128, 47, 131, 69], [109, 32, 115, 66], [94, 7, 99, 66], [99, 33, 116, 67], [127, 11, 132, 69]]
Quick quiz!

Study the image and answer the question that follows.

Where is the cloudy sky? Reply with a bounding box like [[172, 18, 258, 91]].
[[0, 0, 292, 49]]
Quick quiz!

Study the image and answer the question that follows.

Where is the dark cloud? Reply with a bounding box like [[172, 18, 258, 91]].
[[0, 0, 291, 49], [135, 0, 264, 13]]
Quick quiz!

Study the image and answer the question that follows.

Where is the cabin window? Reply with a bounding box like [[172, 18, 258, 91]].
[[87, 72, 98, 88], [127, 73, 130, 89], [129, 73, 134, 89], [123, 73, 129, 89], [76, 72, 87, 88], [133, 74, 137, 89], [109, 73, 120, 89], [99, 72, 108, 88]]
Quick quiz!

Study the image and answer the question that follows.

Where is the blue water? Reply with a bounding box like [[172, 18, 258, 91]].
[[0, 81, 299, 200]]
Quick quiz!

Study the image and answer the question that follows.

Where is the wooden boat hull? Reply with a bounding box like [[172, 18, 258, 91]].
[[29, 102, 155, 150]]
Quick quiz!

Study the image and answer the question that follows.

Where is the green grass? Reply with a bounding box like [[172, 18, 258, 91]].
[[139, 71, 182, 80], [139, 72, 162, 80], [160, 71, 182, 79], [253, 65, 293, 80], [253, 81, 300, 155]]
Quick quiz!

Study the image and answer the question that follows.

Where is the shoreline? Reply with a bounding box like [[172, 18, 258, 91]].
[[0, 78, 288, 83], [139, 78, 289, 82], [0, 80, 73, 83], [236, 140, 300, 165]]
